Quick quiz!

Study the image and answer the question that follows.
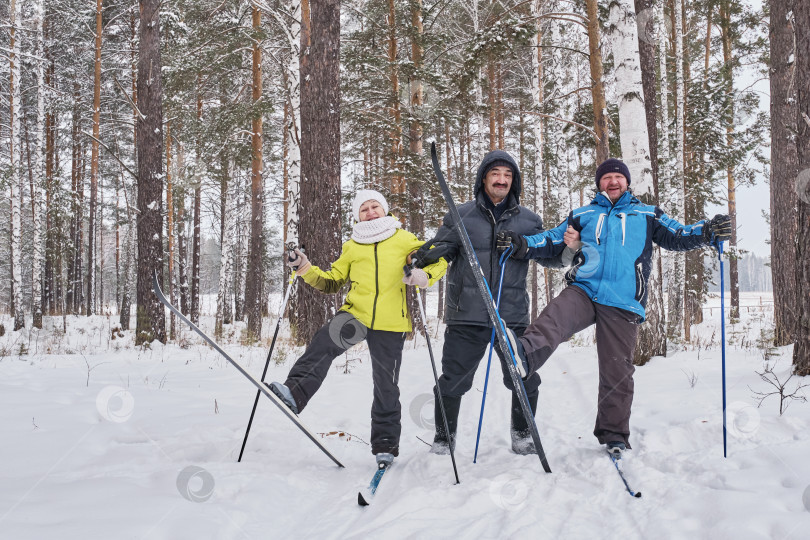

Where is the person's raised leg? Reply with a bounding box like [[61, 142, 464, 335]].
[[518, 286, 596, 373], [282, 313, 360, 412], [592, 304, 639, 449]]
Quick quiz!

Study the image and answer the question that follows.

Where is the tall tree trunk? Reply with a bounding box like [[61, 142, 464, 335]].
[[235, 184, 249, 322], [86, 0, 102, 317], [190, 179, 201, 321], [244, 4, 265, 341], [31, 0, 47, 328], [218, 135, 232, 326], [586, 0, 609, 163], [387, 0, 404, 203], [71, 102, 86, 315], [657, 0, 671, 190], [45, 26, 59, 316], [115, 166, 121, 311], [531, 0, 547, 315], [295, 0, 342, 344], [793, 0, 810, 374], [177, 144, 189, 315], [770, 0, 798, 345], [119, 9, 138, 330], [166, 123, 176, 339], [609, 0, 654, 196], [488, 57, 497, 151], [281, 0, 301, 250], [119, 200, 136, 331], [406, 0, 425, 334], [612, 0, 666, 363], [135, 0, 167, 344], [719, 0, 740, 319], [99, 167, 104, 310], [190, 82, 203, 324], [9, 0, 24, 330], [497, 65, 505, 149], [408, 0, 424, 212], [667, 0, 686, 340], [216, 159, 235, 338], [684, 1, 713, 334]]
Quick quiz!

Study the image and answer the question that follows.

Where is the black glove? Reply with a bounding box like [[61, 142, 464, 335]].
[[703, 214, 732, 245], [496, 230, 529, 258], [412, 241, 454, 268]]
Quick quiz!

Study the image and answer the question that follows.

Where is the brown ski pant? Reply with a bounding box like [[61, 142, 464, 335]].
[[520, 285, 640, 447]]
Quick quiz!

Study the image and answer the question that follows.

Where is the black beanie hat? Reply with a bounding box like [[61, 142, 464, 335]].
[[595, 158, 631, 190], [483, 159, 516, 180]]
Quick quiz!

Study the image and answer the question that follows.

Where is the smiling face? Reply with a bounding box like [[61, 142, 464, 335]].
[[598, 172, 629, 203], [483, 166, 513, 204], [358, 199, 385, 221]]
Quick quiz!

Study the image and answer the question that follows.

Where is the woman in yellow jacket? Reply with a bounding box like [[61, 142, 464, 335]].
[[269, 190, 447, 466]]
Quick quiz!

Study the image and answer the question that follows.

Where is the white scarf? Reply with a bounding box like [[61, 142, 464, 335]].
[[351, 216, 401, 244]]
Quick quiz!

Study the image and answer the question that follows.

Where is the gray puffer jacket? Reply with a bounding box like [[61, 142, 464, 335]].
[[429, 150, 565, 328]]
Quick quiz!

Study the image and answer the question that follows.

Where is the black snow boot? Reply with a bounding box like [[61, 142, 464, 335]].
[[431, 392, 461, 455], [510, 391, 539, 455]]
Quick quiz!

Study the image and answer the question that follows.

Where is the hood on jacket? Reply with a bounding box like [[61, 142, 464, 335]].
[[474, 150, 522, 204]]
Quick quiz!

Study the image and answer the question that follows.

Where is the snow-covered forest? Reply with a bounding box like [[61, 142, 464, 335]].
[[2, 0, 810, 537]]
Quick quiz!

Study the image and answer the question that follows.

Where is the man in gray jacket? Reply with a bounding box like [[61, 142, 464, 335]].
[[415, 149, 571, 454]]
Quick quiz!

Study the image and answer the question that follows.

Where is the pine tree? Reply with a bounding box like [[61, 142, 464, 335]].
[[768, 0, 798, 345], [135, 0, 166, 344], [793, 0, 810, 374], [295, 0, 343, 344]]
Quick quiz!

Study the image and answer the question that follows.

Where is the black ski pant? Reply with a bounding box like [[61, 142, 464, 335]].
[[435, 323, 541, 404], [284, 312, 404, 456], [519, 285, 639, 447]]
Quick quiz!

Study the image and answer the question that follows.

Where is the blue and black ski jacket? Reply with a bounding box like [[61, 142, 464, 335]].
[[522, 191, 709, 321]]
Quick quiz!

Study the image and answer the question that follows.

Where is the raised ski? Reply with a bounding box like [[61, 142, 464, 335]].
[[151, 272, 344, 468]]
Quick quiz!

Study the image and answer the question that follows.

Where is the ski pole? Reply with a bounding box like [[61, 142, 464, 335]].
[[473, 247, 510, 463], [405, 260, 460, 484], [717, 240, 727, 458], [237, 244, 299, 462]]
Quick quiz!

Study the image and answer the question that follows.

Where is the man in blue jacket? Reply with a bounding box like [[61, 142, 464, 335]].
[[415, 150, 571, 455], [497, 158, 732, 455]]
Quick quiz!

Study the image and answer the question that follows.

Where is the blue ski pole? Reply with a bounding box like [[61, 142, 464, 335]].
[[718, 240, 727, 458], [473, 248, 511, 463]]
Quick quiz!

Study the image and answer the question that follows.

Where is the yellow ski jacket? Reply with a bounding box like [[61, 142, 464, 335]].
[[300, 229, 447, 332]]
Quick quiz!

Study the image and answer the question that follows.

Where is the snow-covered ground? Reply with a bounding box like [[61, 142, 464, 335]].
[[1, 292, 809, 539]]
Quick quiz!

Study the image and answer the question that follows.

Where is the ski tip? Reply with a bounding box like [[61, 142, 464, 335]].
[[358, 492, 370, 507], [634, 492, 642, 498]]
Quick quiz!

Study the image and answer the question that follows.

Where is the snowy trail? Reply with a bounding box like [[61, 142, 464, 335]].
[[2, 298, 810, 539]]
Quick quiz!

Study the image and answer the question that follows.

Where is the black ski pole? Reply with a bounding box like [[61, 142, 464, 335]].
[[237, 244, 299, 462], [405, 260, 460, 484]]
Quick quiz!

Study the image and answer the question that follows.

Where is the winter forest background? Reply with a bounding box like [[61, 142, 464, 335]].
[[2, 0, 809, 371]]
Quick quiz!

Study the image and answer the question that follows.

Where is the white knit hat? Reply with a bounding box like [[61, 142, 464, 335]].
[[352, 189, 389, 221]]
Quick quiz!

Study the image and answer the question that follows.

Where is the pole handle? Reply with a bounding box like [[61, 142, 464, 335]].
[[287, 242, 302, 270]]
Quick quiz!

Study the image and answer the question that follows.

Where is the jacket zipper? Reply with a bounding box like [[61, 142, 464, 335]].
[[400, 288, 406, 318], [370, 243, 379, 329], [486, 208, 498, 286]]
